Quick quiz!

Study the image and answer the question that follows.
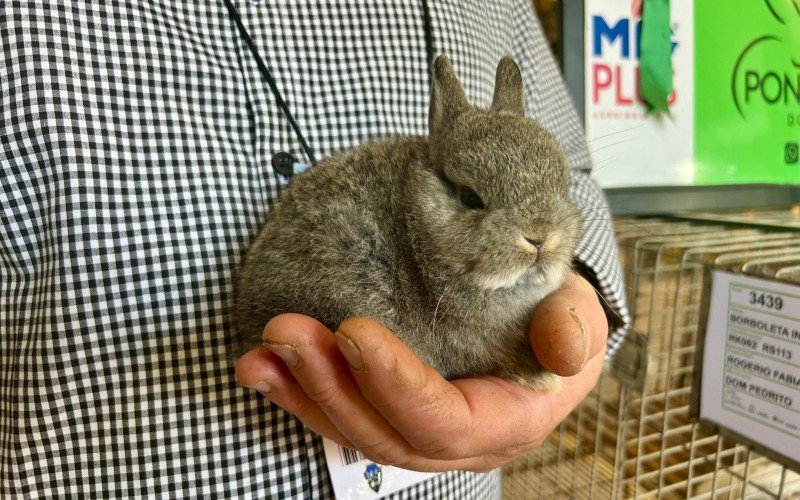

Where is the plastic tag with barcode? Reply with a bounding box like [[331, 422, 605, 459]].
[[322, 437, 438, 499]]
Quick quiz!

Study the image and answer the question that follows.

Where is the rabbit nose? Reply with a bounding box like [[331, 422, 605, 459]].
[[524, 237, 543, 251]]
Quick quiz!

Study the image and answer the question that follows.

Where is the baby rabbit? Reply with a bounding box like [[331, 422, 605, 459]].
[[233, 55, 583, 390]]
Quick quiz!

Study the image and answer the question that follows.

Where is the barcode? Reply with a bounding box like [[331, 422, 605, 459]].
[[339, 446, 366, 466]]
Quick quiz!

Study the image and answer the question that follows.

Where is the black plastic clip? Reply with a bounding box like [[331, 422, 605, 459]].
[[272, 152, 310, 178]]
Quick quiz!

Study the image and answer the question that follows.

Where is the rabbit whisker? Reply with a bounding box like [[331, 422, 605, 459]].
[[583, 124, 644, 144], [430, 280, 453, 335]]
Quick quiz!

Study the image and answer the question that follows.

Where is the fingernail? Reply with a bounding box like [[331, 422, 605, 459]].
[[568, 306, 589, 368], [335, 331, 364, 371], [263, 340, 300, 368], [252, 380, 272, 395]]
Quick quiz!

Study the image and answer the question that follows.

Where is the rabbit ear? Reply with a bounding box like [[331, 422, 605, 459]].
[[491, 56, 525, 115], [429, 55, 469, 136]]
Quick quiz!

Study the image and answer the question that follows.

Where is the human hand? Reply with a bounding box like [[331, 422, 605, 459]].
[[235, 271, 608, 472]]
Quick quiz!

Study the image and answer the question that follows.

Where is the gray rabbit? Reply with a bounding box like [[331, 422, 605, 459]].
[[233, 55, 582, 390]]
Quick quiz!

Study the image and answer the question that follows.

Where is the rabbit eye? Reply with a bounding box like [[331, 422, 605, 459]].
[[458, 185, 484, 210]]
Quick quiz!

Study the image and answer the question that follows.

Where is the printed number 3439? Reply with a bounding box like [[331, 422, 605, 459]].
[[748, 291, 783, 311]]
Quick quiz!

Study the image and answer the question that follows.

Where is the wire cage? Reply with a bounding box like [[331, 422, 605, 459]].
[[502, 208, 800, 499]]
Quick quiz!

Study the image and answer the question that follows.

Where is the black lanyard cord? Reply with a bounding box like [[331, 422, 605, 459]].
[[420, 0, 434, 91], [223, 0, 318, 166]]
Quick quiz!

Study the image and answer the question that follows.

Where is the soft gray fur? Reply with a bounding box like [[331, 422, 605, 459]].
[[233, 55, 582, 390]]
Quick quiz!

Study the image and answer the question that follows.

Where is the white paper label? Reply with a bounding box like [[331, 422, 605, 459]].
[[322, 437, 438, 499], [700, 270, 800, 464]]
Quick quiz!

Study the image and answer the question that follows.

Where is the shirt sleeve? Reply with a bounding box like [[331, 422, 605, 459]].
[[507, 0, 630, 356]]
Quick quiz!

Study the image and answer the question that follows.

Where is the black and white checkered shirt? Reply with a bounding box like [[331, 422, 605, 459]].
[[1, 1, 627, 497]]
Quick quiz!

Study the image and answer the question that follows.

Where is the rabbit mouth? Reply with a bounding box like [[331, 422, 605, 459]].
[[474, 265, 546, 291], [469, 246, 550, 291]]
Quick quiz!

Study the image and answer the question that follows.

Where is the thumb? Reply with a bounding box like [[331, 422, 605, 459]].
[[529, 271, 608, 376]]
